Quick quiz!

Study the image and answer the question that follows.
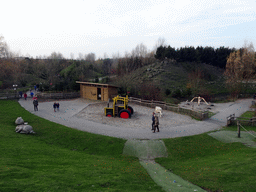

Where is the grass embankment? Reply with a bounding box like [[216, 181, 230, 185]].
[[156, 111, 256, 192], [0, 100, 164, 192]]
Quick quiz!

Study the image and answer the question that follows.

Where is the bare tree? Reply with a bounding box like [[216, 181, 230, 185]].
[[112, 51, 120, 69], [70, 52, 74, 60], [153, 37, 167, 53], [132, 43, 148, 58], [0, 36, 10, 58], [85, 53, 96, 63], [48, 52, 64, 60], [77, 52, 84, 60], [243, 40, 255, 53]]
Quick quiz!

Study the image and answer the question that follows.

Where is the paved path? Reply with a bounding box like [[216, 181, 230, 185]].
[[18, 96, 253, 140]]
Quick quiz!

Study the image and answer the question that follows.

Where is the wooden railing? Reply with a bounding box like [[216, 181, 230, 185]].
[[0, 91, 19, 99], [226, 113, 256, 126], [37, 92, 80, 99], [129, 97, 209, 120]]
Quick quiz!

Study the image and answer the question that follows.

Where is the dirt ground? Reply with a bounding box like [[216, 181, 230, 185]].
[[75, 102, 200, 130]]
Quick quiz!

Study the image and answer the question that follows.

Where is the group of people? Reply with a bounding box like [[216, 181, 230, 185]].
[[151, 112, 160, 133], [53, 102, 60, 112]]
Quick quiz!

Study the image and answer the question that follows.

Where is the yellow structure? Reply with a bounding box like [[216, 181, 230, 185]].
[[76, 81, 119, 101], [104, 95, 134, 118]]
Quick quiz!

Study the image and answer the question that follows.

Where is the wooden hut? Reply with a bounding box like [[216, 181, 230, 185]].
[[76, 81, 118, 101]]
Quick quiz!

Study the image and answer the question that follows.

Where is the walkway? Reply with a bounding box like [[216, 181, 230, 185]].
[[18, 96, 252, 140]]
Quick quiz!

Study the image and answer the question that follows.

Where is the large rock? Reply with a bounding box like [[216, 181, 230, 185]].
[[15, 117, 24, 125], [15, 125, 36, 134]]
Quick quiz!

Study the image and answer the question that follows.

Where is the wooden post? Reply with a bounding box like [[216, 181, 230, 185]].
[[237, 120, 240, 138]]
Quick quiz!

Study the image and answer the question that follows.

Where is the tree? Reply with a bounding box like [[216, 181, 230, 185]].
[[187, 68, 205, 97], [85, 53, 96, 63], [153, 37, 166, 54], [224, 44, 256, 99], [0, 36, 10, 58], [70, 52, 74, 60]]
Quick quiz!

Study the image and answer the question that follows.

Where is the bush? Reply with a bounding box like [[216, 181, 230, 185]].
[[172, 89, 181, 98], [165, 88, 171, 96], [182, 88, 192, 98]]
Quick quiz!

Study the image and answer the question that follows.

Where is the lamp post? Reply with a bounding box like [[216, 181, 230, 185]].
[[13, 84, 18, 98]]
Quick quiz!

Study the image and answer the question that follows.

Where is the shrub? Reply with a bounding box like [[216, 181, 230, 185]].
[[165, 88, 171, 96]]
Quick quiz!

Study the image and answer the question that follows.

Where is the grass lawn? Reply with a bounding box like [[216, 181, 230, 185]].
[[0, 100, 164, 192], [156, 111, 256, 192]]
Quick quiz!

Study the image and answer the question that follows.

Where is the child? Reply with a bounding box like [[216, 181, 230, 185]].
[[24, 93, 27, 100], [53, 102, 57, 112], [56, 102, 60, 111]]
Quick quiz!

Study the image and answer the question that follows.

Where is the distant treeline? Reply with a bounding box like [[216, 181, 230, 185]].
[[155, 45, 236, 68]]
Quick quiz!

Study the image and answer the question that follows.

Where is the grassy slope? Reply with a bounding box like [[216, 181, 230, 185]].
[[156, 112, 256, 192], [0, 100, 164, 192], [111, 61, 228, 96]]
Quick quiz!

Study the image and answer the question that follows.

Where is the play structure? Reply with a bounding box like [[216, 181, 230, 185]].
[[190, 96, 209, 106], [104, 95, 134, 119]]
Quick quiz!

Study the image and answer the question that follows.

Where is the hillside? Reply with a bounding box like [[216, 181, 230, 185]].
[[110, 59, 227, 98]]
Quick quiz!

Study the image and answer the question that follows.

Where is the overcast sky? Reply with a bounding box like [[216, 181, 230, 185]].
[[1, 0, 256, 59]]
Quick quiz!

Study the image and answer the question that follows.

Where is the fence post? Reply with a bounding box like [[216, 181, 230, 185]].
[[237, 120, 240, 138]]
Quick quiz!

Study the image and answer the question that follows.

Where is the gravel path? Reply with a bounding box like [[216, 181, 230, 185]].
[[18, 95, 253, 140]]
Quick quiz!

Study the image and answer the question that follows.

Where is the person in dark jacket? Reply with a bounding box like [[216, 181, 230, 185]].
[[56, 102, 60, 111], [152, 112, 155, 130], [53, 102, 57, 112], [33, 99, 38, 111], [153, 114, 159, 133]]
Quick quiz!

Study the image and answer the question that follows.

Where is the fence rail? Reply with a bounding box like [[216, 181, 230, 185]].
[[227, 113, 256, 126], [129, 97, 209, 120], [37, 92, 80, 99], [0, 92, 19, 99]]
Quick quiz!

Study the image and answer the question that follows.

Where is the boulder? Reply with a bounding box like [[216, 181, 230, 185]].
[[15, 117, 24, 125], [15, 125, 36, 134]]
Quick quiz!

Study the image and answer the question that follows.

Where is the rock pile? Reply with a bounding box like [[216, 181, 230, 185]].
[[15, 117, 36, 134]]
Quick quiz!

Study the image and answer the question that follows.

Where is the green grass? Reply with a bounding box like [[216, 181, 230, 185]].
[[224, 111, 256, 143], [156, 111, 256, 192], [156, 134, 256, 191], [0, 100, 164, 192]]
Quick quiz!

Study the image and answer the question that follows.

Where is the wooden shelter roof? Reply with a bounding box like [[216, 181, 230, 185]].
[[76, 81, 119, 88]]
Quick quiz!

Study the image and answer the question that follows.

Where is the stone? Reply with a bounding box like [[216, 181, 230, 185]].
[[15, 117, 24, 125], [15, 125, 36, 134]]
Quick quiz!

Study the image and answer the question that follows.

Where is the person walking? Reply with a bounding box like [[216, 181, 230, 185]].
[[152, 112, 155, 130], [153, 114, 159, 133], [24, 93, 27, 100], [53, 102, 57, 112], [33, 99, 38, 111], [19, 91, 23, 98], [56, 102, 60, 111], [30, 91, 34, 98]]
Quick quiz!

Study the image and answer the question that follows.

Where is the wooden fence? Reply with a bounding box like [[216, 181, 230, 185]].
[[129, 97, 209, 120], [226, 113, 256, 126], [0, 91, 19, 99], [37, 92, 80, 99]]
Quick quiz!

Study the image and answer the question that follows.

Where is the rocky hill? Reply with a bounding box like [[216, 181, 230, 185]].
[[110, 59, 226, 97]]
